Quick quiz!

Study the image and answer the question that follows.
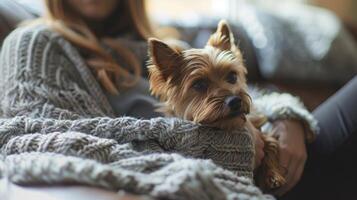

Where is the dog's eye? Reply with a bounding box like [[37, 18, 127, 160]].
[[192, 79, 209, 92], [226, 71, 237, 84]]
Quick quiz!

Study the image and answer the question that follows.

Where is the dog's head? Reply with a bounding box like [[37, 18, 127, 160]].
[[148, 20, 251, 130]]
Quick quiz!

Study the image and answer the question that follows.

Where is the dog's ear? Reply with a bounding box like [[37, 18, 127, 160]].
[[207, 20, 235, 51], [148, 38, 182, 80]]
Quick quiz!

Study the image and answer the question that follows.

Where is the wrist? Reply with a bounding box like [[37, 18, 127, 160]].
[[273, 119, 306, 140]]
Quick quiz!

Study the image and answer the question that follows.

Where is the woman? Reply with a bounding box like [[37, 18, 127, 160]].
[[0, 0, 338, 199]]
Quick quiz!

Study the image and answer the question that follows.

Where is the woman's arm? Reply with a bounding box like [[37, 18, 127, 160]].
[[0, 25, 114, 119], [252, 91, 319, 195]]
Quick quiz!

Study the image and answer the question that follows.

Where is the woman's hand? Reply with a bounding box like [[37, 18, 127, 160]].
[[272, 120, 307, 196], [246, 120, 265, 169]]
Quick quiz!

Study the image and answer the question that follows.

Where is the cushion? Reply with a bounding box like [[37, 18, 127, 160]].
[[0, 0, 36, 47]]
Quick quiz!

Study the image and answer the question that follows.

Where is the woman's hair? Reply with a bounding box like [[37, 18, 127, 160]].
[[38, 0, 156, 94]]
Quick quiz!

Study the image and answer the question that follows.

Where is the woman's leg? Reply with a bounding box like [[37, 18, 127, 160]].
[[281, 75, 357, 200], [311, 75, 357, 157]]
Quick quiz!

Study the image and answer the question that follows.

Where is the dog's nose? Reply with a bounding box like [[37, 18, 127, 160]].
[[225, 96, 241, 111]]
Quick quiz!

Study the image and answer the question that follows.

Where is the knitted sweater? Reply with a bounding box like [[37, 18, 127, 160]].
[[0, 24, 318, 200]]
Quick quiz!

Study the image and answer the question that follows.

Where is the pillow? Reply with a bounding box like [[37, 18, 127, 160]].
[[0, 0, 36, 47], [236, 3, 357, 85]]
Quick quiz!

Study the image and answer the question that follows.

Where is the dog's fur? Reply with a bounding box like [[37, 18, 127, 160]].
[[147, 20, 285, 192]]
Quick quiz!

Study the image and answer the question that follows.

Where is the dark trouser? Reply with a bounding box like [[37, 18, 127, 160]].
[[281, 76, 357, 200]]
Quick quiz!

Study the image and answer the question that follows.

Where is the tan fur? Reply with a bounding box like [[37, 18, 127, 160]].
[[148, 20, 285, 192]]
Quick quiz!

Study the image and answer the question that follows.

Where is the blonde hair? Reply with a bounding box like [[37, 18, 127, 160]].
[[38, 0, 157, 94]]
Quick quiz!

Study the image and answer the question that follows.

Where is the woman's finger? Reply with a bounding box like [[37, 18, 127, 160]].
[[279, 145, 292, 177], [274, 145, 293, 196], [289, 155, 306, 191], [276, 151, 307, 196], [276, 158, 298, 196]]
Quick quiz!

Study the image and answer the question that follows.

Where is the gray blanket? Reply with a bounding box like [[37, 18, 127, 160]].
[[0, 24, 318, 199]]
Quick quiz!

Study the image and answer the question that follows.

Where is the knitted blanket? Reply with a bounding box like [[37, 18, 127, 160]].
[[0, 24, 318, 199]]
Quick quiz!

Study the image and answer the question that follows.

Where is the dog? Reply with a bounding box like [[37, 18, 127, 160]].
[[147, 20, 285, 192]]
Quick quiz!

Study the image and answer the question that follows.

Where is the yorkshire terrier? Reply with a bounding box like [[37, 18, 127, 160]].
[[147, 20, 285, 192]]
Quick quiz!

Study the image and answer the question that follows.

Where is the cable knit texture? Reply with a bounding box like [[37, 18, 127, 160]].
[[0, 24, 317, 199]]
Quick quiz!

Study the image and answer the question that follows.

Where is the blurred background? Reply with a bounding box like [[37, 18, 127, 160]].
[[1, 0, 357, 110], [148, 0, 357, 110], [147, 0, 357, 26]]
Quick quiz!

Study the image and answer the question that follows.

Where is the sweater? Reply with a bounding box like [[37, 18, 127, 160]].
[[0, 24, 318, 199]]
